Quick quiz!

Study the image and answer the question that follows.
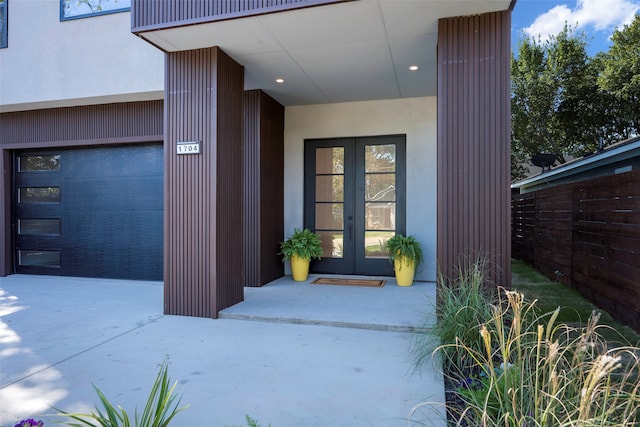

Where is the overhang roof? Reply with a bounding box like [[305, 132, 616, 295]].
[[136, 0, 513, 106]]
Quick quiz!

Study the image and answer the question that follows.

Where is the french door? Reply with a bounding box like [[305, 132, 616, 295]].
[[304, 135, 405, 275]]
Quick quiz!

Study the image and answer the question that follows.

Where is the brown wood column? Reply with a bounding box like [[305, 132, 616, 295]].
[[437, 11, 512, 287], [243, 90, 285, 287], [164, 47, 244, 318]]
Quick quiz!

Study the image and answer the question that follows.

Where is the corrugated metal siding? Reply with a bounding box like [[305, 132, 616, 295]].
[[243, 90, 284, 287], [164, 47, 244, 318], [0, 101, 163, 277], [132, 0, 348, 32], [437, 11, 512, 288]]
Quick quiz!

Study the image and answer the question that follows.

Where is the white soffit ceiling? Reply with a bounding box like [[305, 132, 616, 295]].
[[139, 0, 512, 106]]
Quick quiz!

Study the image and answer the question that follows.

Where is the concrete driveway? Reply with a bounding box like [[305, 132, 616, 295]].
[[0, 274, 445, 427]]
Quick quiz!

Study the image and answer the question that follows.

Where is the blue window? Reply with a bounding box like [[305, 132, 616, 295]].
[[60, 0, 130, 21], [0, 0, 7, 49]]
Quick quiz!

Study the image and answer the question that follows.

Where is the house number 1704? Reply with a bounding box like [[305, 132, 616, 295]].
[[176, 141, 201, 155]]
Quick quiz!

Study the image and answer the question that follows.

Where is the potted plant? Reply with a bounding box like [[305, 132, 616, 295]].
[[279, 228, 323, 281], [385, 234, 423, 286]]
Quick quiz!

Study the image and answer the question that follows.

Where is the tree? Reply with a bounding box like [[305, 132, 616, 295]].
[[511, 26, 610, 181], [511, 35, 559, 166], [598, 14, 640, 138]]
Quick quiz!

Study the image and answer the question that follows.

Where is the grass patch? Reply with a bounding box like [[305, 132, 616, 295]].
[[511, 259, 640, 347]]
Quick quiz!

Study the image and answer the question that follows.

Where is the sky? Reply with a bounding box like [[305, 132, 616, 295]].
[[511, 0, 640, 54]]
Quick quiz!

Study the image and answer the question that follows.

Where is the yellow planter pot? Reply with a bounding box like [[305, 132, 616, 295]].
[[394, 256, 416, 287], [290, 255, 311, 282]]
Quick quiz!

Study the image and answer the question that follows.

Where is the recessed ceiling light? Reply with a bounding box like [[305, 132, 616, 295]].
[[409, 65, 419, 71], [276, 78, 284, 83]]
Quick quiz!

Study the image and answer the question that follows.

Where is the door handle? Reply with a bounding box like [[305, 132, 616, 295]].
[[348, 224, 353, 239]]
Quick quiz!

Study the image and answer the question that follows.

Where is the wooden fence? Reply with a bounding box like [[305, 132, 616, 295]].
[[512, 169, 640, 332]]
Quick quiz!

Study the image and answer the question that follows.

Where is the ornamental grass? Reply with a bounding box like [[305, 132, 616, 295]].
[[410, 261, 640, 427]]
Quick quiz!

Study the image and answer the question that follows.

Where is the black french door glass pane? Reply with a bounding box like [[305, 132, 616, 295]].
[[305, 135, 405, 276]]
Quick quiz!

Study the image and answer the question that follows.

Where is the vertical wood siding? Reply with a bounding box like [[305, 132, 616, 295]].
[[216, 50, 245, 310], [0, 101, 163, 277], [164, 47, 244, 318], [244, 91, 260, 286], [0, 101, 163, 146], [132, 0, 347, 32], [243, 90, 284, 287], [437, 11, 512, 288]]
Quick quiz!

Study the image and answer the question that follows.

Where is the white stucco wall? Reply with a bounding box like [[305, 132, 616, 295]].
[[284, 97, 437, 281], [0, 0, 164, 112]]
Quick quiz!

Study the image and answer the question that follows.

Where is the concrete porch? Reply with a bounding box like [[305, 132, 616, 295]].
[[0, 274, 444, 427], [221, 274, 438, 332]]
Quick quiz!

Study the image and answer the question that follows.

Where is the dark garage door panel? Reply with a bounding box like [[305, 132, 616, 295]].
[[15, 144, 163, 281]]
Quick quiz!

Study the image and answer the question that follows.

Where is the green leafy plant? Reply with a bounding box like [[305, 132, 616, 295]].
[[279, 228, 322, 261], [384, 234, 423, 268], [56, 359, 189, 427]]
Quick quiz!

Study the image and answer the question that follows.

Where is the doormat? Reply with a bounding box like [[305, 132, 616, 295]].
[[310, 278, 386, 287]]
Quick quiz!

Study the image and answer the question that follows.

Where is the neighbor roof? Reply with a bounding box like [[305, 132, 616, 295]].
[[512, 136, 640, 193]]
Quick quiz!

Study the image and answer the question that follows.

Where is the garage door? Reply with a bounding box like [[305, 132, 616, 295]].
[[14, 144, 163, 280]]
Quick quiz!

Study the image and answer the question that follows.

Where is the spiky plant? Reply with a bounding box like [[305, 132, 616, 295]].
[[56, 358, 188, 427]]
